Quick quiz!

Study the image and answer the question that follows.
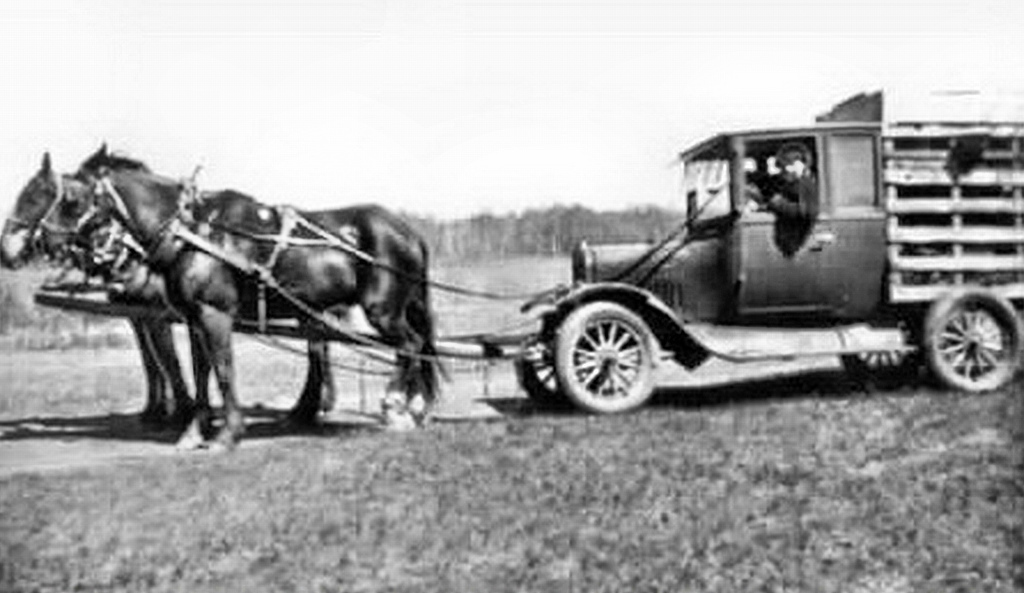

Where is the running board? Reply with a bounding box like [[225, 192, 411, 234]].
[[682, 322, 912, 363]]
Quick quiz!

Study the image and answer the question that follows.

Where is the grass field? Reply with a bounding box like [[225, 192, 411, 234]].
[[0, 256, 1022, 592]]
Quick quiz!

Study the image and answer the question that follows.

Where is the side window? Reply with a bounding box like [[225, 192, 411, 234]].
[[741, 136, 819, 204], [683, 159, 731, 221], [827, 134, 877, 209]]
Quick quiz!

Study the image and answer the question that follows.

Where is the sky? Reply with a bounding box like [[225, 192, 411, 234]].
[[1, 0, 1022, 220]]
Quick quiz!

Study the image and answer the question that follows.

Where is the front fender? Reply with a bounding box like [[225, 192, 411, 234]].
[[531, 282, 709, 369]]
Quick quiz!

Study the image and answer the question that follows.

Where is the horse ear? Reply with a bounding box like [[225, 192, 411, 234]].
[[41, 152, 52, 173]]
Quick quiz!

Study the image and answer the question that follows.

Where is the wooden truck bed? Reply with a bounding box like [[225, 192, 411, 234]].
[[884, 122, 1024, 303]]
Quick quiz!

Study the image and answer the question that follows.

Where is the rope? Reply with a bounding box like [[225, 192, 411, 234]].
[[240, 331, 497, 377], [241, 333, 395, 376]]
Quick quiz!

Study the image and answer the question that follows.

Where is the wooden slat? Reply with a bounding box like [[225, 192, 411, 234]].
[[886, 124, 1024, 138], [884, 166, 1024, 186], [890, 282, 1024, 303], [892, 254, 1024, 272], [888, 198, 1021, 214], [889, 226, 1024, 243], [883, 148, 1017, 161]]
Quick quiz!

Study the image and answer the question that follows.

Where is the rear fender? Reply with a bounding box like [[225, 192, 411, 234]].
[[539, 283, 709, 369]]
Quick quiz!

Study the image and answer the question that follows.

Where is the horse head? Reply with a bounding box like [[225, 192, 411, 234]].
[[2, 152, 93, 269], [76, 145, 190, 270]]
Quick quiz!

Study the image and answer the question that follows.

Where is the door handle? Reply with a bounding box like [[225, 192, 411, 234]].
[[809, 230, 836, 251]]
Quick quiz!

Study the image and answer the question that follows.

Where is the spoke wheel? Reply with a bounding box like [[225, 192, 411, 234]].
[[924, 291, 1023, 393], [515, 339, 572, 410], [841, 349, 921, 391], [554, 302, 656, 414]]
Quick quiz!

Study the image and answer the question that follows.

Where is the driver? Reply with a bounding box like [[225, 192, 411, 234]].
[[749, 142, 819, 257]]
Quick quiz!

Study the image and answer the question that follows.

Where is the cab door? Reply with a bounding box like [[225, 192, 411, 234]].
[[735, 134, 835, 320], [734, 130, 886, 322]]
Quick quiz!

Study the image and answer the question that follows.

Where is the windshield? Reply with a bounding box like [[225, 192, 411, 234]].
[[682, 159, 731, 221]]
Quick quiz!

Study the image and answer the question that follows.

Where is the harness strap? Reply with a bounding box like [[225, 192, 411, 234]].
[[172, 221, 255, 274], [264, 206, 300, 271]]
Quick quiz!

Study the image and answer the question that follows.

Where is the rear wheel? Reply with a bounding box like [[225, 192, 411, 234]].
[[840, 349, 922, 391], [924, 291, 1023, 392], [553, 302, 656, 414]]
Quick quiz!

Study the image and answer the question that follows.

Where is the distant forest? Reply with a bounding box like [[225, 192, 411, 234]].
[[405, 204, 684, 259]]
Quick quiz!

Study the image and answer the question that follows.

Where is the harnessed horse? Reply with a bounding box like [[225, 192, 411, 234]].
[[1, 152, 340, 436], [2, 153, 197, 426], [75, 145, 442, 450]]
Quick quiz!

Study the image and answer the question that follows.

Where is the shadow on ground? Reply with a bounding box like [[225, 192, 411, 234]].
[[0, 368, 932, 444], [0, 405, 380, 445], [482, 367, 931, 418]]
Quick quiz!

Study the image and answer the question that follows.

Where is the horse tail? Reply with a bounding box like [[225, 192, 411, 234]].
[[411, 242, 446, 402]]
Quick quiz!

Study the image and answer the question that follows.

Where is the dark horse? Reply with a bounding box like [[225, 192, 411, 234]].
[[1, 152, 339, 433], [1, 153, 195, 425], [76, 145, 441, 450]]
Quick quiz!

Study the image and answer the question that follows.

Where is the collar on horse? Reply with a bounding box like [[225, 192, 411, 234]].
[[90, 173, 253, 273]]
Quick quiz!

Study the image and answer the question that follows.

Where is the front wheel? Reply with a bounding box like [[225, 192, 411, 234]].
[[553, 302, 656, 414], [923, 291, 1023, 392]]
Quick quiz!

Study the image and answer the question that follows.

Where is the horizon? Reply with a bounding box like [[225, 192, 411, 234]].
[[2, 0, 1022, 221]]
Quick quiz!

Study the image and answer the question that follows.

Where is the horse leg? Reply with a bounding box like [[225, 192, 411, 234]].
[[130, 319, 167, 426], [176, 325, 213, 450], [196, 305, 244, 451], [287, 339, 334, 427], [365, 304, 424, 431], [405, 295, 443, 412], [147, 319, 195, 428]]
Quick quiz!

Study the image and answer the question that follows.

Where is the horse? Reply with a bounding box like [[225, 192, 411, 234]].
[[75, 145, 441, 450], [2, 152, 197, 426], [1, 153, 338, 432]]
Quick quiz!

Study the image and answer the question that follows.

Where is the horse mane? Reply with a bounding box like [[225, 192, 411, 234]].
[[78, 146, 152, 175]]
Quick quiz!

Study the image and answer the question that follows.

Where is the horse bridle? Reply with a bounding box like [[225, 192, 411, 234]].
[[87, 171, 199, 268], [2, 172, 92, 256]]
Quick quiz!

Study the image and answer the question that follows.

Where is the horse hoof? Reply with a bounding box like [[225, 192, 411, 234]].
[[175, 419, 206, 451], [207, 439, 235, 455], [210, 427, 240, 452], [175, 433, 204, 451], [382, 409, 418, 432]]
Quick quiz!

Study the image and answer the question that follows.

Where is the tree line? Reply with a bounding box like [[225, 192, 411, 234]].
[[405, 204, 683, 259]]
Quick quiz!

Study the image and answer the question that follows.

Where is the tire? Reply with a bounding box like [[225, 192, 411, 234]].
[[553, 302, 656, 414], [923, 291, 1023, 393], [514, 339, 572, 410], [840, 349, 922, 392]]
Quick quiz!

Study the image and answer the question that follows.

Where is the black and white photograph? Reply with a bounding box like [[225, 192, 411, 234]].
[[0, 1, 1022, 591]]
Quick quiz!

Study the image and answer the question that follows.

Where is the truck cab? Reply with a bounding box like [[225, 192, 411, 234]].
[[574, 123, 889, 326]]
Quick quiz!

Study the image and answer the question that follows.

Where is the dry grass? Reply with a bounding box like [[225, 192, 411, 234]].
[[0, 256, 1022, 592], [0, 383, 1021, 592]]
